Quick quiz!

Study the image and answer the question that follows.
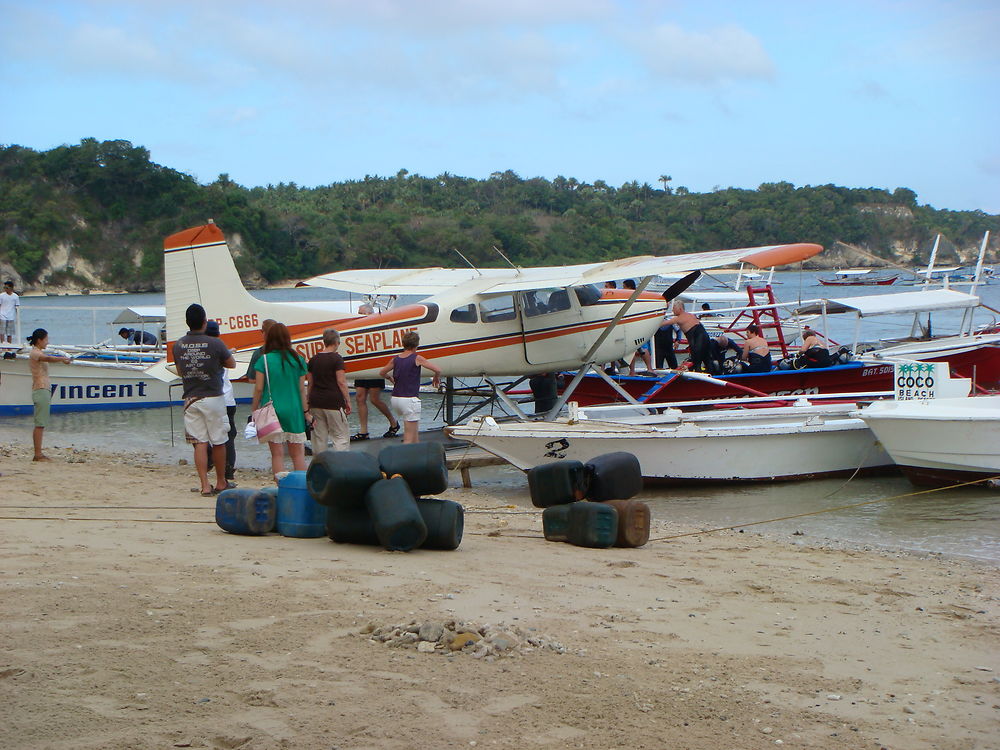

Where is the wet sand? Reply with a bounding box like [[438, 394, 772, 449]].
[[1, 444, 998, 749]]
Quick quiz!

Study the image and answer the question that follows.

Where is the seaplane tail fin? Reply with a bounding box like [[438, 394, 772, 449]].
[[163, 223, 261, 346], [164, 223, 362, 359]]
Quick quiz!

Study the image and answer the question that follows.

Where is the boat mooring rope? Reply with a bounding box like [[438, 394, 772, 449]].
[[645, 473, 1000, 543], [1, 476, 996, 544]]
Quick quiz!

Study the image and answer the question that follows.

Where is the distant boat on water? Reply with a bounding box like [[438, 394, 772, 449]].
[[819, 269, 898, 286]]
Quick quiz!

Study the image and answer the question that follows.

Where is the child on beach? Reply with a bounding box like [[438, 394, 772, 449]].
[[379, 332, 442, 444], [27, 328, 71, 461]]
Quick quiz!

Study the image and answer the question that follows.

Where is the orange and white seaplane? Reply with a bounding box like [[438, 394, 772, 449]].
[[163, 222, 821, 417]]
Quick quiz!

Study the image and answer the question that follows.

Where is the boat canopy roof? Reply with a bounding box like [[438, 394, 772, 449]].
[[111, 306, 166, 325], [794, 289, 980, 317]]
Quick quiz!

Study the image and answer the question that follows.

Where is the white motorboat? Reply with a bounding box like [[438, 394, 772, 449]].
[[448, 395, 895, 483], [860, 395, 1000, 487]]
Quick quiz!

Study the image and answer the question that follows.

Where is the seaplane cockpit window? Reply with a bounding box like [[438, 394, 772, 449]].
[[479, 294, 516, 323], [520, 288, 572, 318], [449, 304, 478, 323], [573, 284, 602, 306]]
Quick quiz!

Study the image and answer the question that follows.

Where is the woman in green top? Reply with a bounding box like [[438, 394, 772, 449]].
[[251, 322, 311, 481]]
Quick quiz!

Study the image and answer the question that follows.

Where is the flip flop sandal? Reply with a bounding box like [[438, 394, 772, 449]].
[[350, 433, 370, 442]]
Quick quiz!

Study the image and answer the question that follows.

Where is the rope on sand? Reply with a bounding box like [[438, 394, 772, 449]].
[[2, 477, 996, 541], [646, 474, 1000, 543]]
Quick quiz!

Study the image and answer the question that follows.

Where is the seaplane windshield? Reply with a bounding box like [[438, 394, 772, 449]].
[[479, 294, 517, 323], [573, 284, 602, 306]]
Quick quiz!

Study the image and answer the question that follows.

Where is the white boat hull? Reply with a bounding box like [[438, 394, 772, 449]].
[[860, 396, 1000, 486], [0, 356, 252, 415], [450, 404, 894, 483]]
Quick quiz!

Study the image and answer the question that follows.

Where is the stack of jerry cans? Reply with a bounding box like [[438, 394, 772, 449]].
[[532, 451, 649, 549], [308, 445, 464, 552]]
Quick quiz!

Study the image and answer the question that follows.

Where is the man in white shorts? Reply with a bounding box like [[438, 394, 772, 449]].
[[173, 303, 236, 496]]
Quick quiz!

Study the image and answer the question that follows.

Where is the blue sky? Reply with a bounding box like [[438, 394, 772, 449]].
[[2, 0, 998, 212]]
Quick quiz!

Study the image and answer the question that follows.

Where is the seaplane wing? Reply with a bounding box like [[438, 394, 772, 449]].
[[299, 243, 821, 296], [299, 267, 515, 296]]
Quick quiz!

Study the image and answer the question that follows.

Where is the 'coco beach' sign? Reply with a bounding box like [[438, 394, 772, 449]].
[[893, 361, 951, 401]]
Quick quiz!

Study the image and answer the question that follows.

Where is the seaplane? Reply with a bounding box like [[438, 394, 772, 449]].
[[162, 222, 822, 417]]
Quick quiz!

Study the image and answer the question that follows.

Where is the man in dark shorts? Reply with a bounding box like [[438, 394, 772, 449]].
[[351, 303, 400, 441]]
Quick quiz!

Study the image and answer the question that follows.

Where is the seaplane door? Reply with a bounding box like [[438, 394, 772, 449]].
[[519, 288, 588, 366]]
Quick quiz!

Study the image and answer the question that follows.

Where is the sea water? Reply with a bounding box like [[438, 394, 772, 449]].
[[3, 274, 999, 564]]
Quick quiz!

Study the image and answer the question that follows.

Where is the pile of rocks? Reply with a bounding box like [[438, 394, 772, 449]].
[[359, 619, 568, 660]]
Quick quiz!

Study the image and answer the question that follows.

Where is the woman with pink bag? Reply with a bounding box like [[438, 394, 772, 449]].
[[250, 322, 311, 481]]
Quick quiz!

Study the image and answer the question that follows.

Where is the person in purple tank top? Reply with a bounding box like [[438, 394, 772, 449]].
[[379, 331, 442, 444]]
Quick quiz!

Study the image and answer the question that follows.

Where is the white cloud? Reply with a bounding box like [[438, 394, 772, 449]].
[[628, 23, 776, 86]]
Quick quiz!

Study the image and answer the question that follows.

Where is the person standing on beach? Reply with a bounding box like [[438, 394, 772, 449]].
[[204, 320, 237, 484], [27, 328, 71, 461], [246, 319, 276, 383], [306, 328, 352, 452], [351, 303, 400, 441], [1, 280, 20, 344], [251, 322, 310, 480], [379, 331, 441, 444], [173, 304, 236, 496]]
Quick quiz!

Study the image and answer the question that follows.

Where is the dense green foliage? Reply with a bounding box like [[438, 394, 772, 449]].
[[1, 140, 997, 289]]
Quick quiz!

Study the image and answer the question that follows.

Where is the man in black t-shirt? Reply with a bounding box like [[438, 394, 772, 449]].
[[306, 328, 352, 451], [173, 304, 236, 496]]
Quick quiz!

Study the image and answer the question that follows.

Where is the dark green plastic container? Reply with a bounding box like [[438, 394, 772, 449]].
[[541, 503, 573, 542], [307, 449, 382, 507], [326, 504, 380, 546], [584, 452, 643, 501], [364, 477, 428, 551], [378, 443, 449, 496], [527, 460, 587, 508], [567, 501, 618, 548], [415, 497, 464, 550]]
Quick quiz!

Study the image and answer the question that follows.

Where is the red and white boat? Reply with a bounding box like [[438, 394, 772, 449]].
[[560, 288, 1000, 407], [818, 269, 898, 286]]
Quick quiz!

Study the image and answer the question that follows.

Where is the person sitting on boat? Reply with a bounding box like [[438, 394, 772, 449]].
[[662, 300, 717, 374], [797, 327, 833, 368], [740, 323, 772, 373], [118, 327, 158, 347]]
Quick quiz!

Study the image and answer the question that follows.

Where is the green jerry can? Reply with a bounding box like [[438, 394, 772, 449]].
[[378, 442, 449, 496], [307, 449, 382, 507], [364, 476, 428, 551], [526, 460, 588, 508]]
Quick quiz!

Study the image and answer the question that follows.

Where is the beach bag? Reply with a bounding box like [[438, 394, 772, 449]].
[[252, 354, 282, 442]]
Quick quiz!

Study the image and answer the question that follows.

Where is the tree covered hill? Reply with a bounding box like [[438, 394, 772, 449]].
[[1, 139, 997, 291]]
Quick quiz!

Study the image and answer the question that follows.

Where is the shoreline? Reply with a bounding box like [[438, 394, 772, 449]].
[[2, 444, 998, 749]]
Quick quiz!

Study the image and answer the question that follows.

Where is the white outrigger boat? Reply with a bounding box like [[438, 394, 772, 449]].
[[448, 391, 896, 483], [858, 362, 1000, 487]]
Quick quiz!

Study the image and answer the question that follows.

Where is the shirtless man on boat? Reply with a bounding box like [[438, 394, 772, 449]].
[[662, 300, 717, 373]]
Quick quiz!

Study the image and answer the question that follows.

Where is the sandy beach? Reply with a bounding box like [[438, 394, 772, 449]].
[[1, 443, 998, 750]]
